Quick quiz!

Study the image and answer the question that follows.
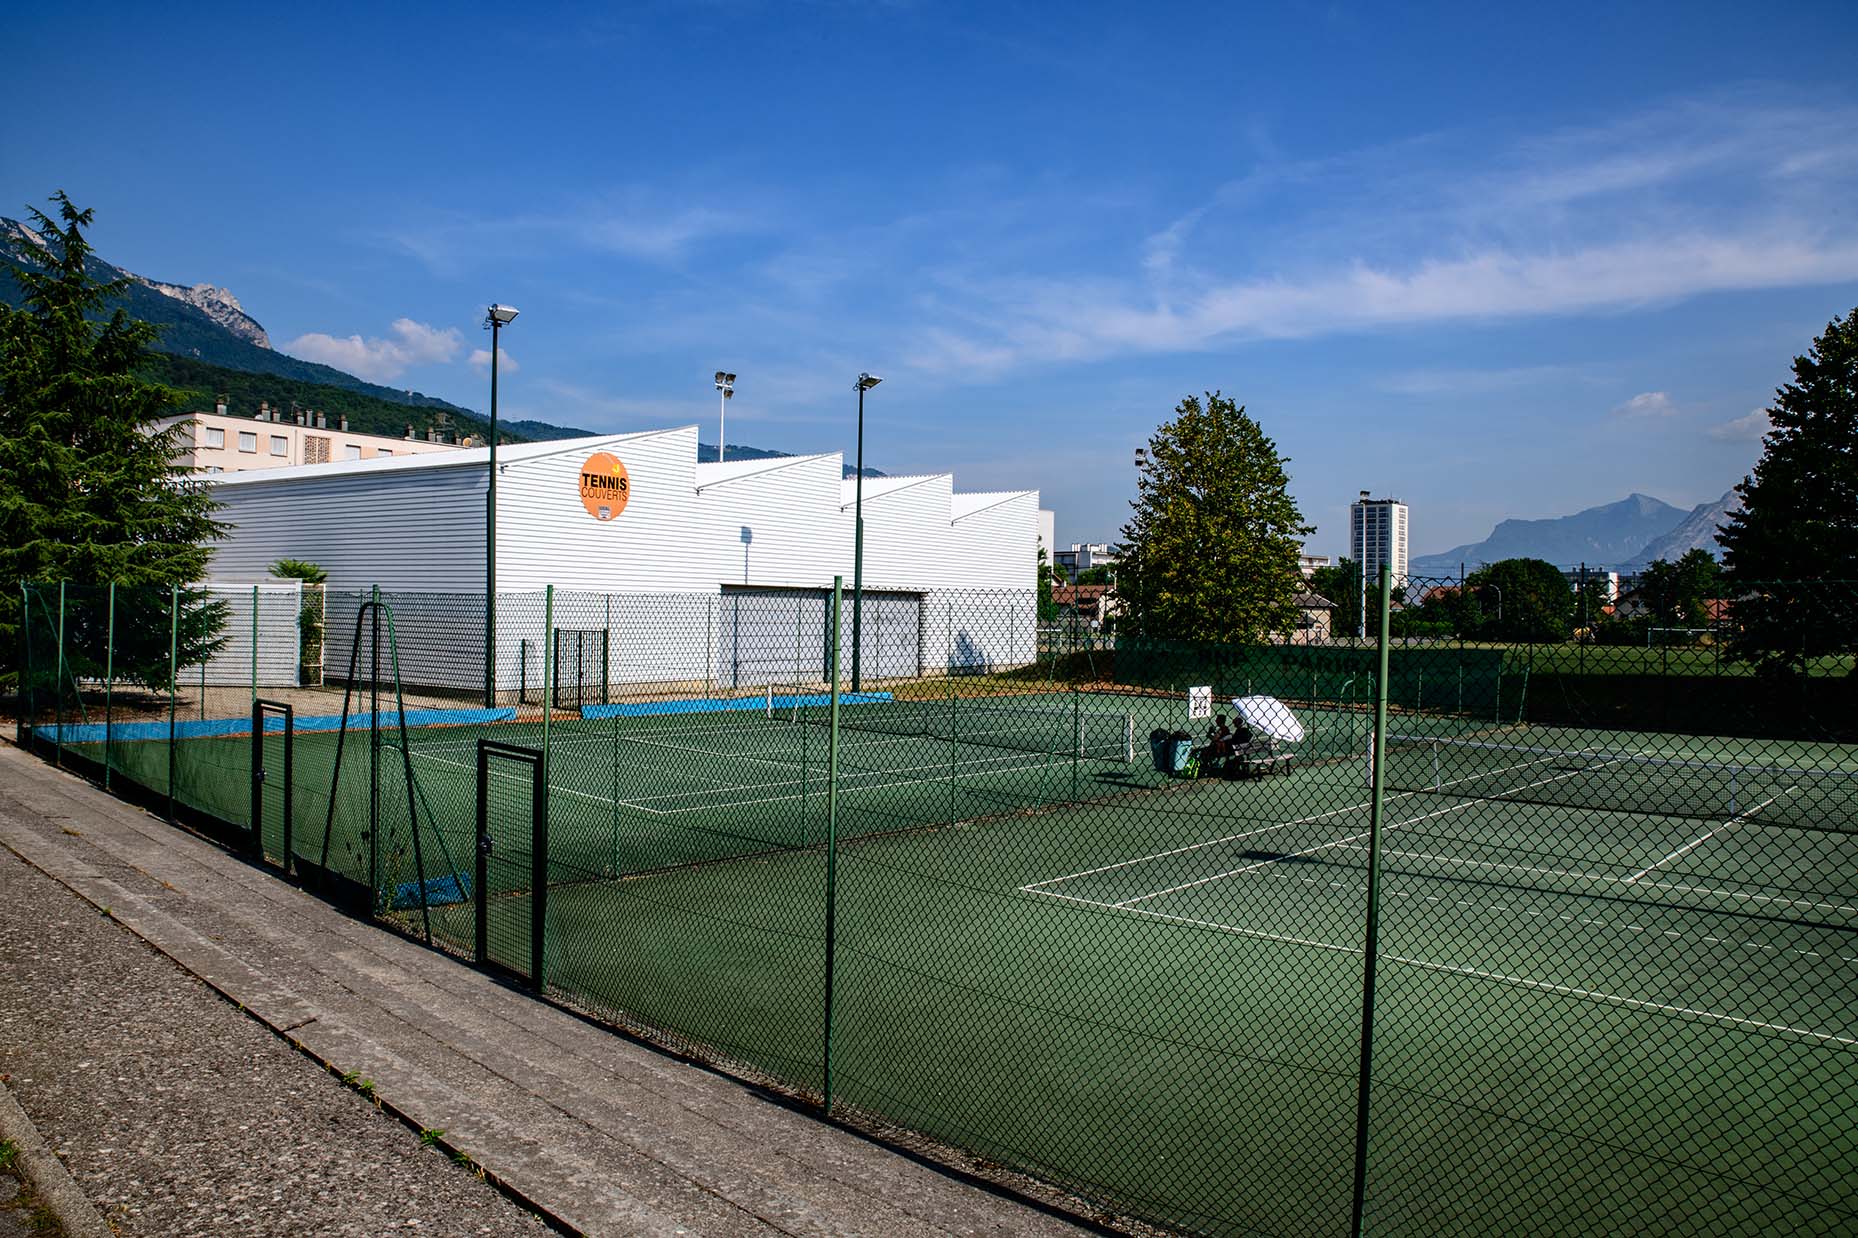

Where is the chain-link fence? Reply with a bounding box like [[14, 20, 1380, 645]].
[[11, 572, 1856, 1235]]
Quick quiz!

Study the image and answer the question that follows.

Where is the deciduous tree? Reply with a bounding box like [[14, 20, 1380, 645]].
[[1115, 392, 1312, 642]]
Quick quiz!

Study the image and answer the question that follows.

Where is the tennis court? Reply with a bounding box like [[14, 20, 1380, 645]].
[[43, 693, 1858, 1234], [406, 712, 1858, 1232]]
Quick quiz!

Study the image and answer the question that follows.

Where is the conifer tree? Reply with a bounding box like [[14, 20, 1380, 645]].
[[1717, 308, 1858, 676], [1, 192, 225, 688], [1115, 392, 1312, 642]]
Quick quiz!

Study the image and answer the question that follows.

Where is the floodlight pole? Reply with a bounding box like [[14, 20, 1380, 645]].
[[851, 373, 881, 691], [484, 304, 518, 707]]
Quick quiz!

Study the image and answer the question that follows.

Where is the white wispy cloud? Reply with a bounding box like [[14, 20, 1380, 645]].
[[895, 92, 1858, 377], [1708, 408, 1772, 442], [1377, 365, 1592, 396], [468, 346, 519, 375], [385, 192, 762, 273], [1613, 391, 1676, 418], [283, 318, 463, 382]]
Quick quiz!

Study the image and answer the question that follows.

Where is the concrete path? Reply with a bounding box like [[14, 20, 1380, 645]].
[[0, 743, 1096, 1236]]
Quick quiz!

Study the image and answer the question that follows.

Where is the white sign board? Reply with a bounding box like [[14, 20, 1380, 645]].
[[1187, 685, 1213, 720]]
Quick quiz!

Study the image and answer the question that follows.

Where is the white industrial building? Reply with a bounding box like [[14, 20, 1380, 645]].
[[202, 425, 1040, 698]]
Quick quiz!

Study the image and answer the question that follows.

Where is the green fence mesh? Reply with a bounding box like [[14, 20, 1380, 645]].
[[11, 574, 1857, 1236]]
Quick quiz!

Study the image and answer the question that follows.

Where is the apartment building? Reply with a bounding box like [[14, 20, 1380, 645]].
[[1349, 492, 1410, 588], [156, 400, 467, 474]]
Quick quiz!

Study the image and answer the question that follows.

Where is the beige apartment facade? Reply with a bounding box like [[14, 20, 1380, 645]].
[[156, 406, 466, 474]]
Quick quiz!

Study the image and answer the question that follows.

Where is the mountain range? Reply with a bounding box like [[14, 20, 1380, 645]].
[[0, 216, 880, 476], [1411, 491, 1739, 575]]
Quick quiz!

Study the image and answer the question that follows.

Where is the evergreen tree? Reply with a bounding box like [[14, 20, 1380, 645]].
[[1115, 392, 1312, 642], [1, 193, 226, 689], [1717, 308, 1858, 676]]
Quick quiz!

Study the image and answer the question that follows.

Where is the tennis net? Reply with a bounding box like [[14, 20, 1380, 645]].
[[1380, 734, 1858, 832], [790, 695, 1135, 764]]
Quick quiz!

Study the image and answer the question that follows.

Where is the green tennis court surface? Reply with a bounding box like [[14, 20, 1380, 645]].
[[59, 706, 1858, 1233]]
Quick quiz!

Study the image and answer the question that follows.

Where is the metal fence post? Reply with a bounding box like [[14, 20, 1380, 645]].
[[53, 581, 66, 768], [1350, 562, 1394, 1237], [15, 584, 28, 750], [822, 575, 843, 1111], [103, 582, 115, 791], [369, 584, 381, 910], [167, 585, 179, 824], [540, 585, 555, 987]]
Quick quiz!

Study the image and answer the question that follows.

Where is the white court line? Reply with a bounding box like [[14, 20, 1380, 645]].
[[1254, 840, 1858, 921], [1030, 888, 1363, 955], [616, 743, 1084, 808], [1112, 758, 1620, 909], [1021, 746, 1578, 892], [1624, 792, 1787, 882], [1383, 954, 1858, 1049], [1018, 886, 1858, 1049], [413, 740, 1093, 822], [410, 743, 672, 810], [1026, 886, 1857, 1048]]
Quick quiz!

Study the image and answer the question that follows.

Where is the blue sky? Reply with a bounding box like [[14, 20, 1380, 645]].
[[9, 2, 1858, 555]]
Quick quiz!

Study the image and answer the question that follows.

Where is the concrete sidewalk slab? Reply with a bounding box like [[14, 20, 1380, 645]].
[[0, 744, 1101, 1236]]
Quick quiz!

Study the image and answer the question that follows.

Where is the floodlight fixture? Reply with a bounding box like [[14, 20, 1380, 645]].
[[856, 372, 883, 391], [486, 303, 520, 326], [715, 371, 737, 462]]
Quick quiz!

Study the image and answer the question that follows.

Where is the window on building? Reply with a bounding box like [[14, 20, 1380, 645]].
[[270, 435, 288, 457], [344, 445, 363, 461], [204, 426, 225, 449], [378, 448, 394, 457], [237, 431, 257, 453], [304, 436, 330, 465], [205, 466, 223, 474]]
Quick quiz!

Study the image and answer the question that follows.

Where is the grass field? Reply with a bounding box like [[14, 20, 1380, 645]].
[[57, 701, 1858, 1235]]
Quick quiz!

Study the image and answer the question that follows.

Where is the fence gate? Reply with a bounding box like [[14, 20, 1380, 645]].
[[552, 628, 609, 709], [475, 740, 547, 991], [250, 699, 294, 875]]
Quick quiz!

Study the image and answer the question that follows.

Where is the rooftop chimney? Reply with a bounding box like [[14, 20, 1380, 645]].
[[315, 411, 327, 429], [257, 400, 270, 421], [405, 424, 415, 440], [215, 394, 227, 417], [338, 414, 348, 432]]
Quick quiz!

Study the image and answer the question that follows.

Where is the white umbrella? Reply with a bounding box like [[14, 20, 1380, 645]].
[[1230, 695, 1305, 743]]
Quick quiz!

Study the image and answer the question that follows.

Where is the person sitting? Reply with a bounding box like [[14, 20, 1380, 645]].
[[1198, 716, 1234, 773]]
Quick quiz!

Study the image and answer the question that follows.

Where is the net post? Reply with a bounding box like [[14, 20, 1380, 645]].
[[822, 575, 844, 1111], [1350, 561, 1394, 1237], [166, 585, 179, 824], [103, 582, 115, 792], [15, 584, 28, 751], [1071, 687, 1080, 801], [250, 583, 258, 721]]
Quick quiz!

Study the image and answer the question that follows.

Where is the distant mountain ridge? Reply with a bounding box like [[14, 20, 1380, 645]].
[[1623, 491, 1737, 567], [2, 215, 871, 469], [1412, 494, 1685, 574]]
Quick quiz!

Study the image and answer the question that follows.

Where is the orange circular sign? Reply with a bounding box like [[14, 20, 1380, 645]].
[[578, 453, 631, 521]]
